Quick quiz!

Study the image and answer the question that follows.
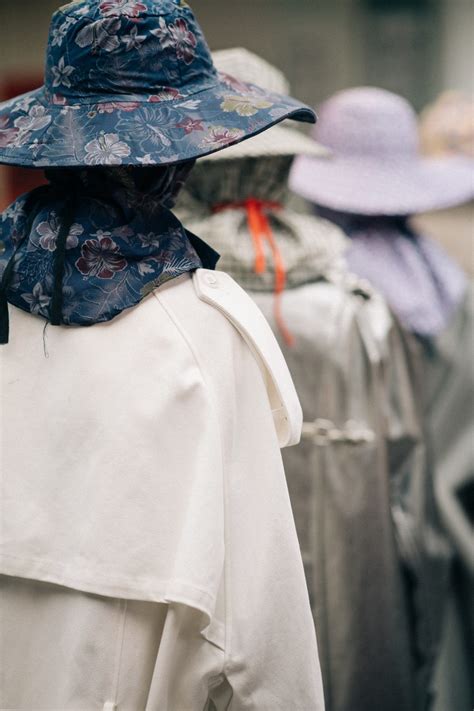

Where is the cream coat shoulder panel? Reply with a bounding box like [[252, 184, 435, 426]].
[[193, 269, 303, 448]]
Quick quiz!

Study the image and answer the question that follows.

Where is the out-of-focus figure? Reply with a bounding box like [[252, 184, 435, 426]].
[[417, 89, 474, 711], [178, 51, 443, 711], [291, 86, 474, 711], [415, 91, 474, 275]]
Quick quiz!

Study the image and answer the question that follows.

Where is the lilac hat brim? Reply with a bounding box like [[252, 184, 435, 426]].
[[290, 153, 474, 215], [0, 78, 315, 168]]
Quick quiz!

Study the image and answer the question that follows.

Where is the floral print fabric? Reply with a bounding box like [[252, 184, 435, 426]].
[[0, 164, 212, 326], [0, 0, 314, 168]]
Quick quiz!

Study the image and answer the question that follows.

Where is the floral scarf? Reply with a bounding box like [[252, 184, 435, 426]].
[[0, 163, 218, 343]]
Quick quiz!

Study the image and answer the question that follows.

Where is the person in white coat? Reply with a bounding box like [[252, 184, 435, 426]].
[[0, 1, 324, 709]]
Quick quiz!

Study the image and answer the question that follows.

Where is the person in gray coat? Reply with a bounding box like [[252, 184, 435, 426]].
[[177, 48, 446, 711]]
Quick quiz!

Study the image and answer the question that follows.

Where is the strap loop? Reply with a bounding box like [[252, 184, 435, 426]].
[[212, 199, 295, 347]]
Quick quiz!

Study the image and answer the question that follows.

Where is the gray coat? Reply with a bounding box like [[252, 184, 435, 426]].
[[177, 157, 450, 711]]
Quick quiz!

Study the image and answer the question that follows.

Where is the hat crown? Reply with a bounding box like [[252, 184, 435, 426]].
[[313, 87, 420, 160], [44, 0, 217, 102], [213, 48, 290, 96]]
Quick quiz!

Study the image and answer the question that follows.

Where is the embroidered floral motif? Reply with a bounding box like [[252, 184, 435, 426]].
[[14, 106, 52, 134], [176, 99, 201, 110], [99, 0, 147, 17], [200, 126, 244, 149], [137, 154, 154, 164], [220, 95, 273, 117], [95, 101, 140, 114], [84, 132, 131, 165], [75, 18, 121, 53], [0, 117, 19, 148], [34, 211, 84, 252], [4, 95, 35, 114], [2, 106, 53, 149], [175, 117, 203, 134], [137, 258, 156, 276], [21, 282, 51, 315], [51, 57, 76, 88], [137, 231, 162, 248], [121, 25, 147, 51], [149, 88, 182, 103], [51, 24, 68, 47], [152, 17, 197, 65], [76, 235, 127, 278], [2, 200, 25, 224], [218, 72, 251, 94], [124, 107, 172, 148]]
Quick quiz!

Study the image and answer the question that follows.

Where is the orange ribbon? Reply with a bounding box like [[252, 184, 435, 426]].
[[213, 199, 295, 347]]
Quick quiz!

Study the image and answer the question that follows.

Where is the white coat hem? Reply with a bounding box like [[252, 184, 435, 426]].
[[0, 553, 221, 636]]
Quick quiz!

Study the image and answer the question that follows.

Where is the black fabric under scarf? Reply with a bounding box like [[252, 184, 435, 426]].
[[0, 163, 219, 344]]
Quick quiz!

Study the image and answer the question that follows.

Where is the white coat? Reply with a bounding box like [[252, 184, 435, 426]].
[[0, 269, 324, 710]]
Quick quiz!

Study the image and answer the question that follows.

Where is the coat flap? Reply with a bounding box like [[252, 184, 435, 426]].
[[193, 269, 302, 448]]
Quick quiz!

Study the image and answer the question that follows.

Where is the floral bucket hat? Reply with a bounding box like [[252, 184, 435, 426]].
[[0, 0, 315, 168]]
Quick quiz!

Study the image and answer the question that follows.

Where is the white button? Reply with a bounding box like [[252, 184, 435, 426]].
[[204, 273, 219, 288]]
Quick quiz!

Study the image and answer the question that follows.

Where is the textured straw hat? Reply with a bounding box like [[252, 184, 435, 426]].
[[202, 48, 329, 161], [0, 1, 315, 168], [290, 87, 474, 215]]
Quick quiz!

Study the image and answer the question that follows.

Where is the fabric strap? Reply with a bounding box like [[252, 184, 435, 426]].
[[212, 199, 294, 347]]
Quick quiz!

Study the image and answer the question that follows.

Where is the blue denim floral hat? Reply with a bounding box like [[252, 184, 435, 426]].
[[0, 0, 316, 168]]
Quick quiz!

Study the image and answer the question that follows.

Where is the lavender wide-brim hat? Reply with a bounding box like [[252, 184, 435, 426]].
[[290, 87, 474, 215], [0, 0, 315, 169]]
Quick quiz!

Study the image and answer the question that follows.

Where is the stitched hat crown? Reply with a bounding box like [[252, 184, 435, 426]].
[[44, 0, 217, 102], [313, 87, 420, 159]]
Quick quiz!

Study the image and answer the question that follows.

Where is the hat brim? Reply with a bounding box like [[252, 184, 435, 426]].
[[290, 153, 474, 215], [0, 78, 315, 169], [202, 123, 329, 161]]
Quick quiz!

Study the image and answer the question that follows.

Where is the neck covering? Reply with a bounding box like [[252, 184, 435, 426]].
[[178, 156, 348, 291], [0, 164, 218, 343], [317, 208, 467, 338], [177, 155, 348, 347]]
